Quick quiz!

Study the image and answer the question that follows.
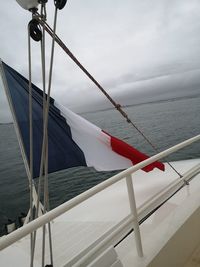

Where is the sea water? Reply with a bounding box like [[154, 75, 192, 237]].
[[0, 95, 200, 235]]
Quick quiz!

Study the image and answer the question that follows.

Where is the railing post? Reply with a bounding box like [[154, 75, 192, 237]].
[[126, 174, 143, 257]]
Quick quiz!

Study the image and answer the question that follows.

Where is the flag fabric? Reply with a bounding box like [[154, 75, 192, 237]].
[[2, 61, 165, 178]]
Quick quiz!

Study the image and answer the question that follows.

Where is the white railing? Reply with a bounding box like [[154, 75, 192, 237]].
[[0, 134, 200, 263], [67, 162, 200, 267]]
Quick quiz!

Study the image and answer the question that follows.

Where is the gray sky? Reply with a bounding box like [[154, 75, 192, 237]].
[[0, 0, 200, 121]]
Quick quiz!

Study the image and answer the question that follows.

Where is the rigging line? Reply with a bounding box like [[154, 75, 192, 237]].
[[28, 23, 34, 267], [41, 17, 47, 267], [44, 144, 54, 266], [40, 10, 54, 266], [37, 18, 182, 178], [128, 120, 183, 178], [31, 6, 58, 264], [40, 4, 48, 266]]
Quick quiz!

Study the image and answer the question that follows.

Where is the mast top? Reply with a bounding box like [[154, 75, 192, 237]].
[[16, 0, 39, 11]]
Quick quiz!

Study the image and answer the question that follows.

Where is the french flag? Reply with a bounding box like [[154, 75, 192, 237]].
[[2, 61, 165, 178], [55, 102, 165, 173]]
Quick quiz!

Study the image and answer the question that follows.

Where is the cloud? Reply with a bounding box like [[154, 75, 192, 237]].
[[0, 0, 200, 119]]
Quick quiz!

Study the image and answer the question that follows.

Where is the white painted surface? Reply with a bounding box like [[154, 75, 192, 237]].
[[0, 159, 200, 267], [116, 161, 200, 267], [86, 246, 119, 267]]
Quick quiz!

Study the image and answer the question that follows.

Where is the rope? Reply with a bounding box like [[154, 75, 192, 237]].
[[40, 4, 47, 266], [28, 23, 34, 267], [37, 18, 183, 178], [31, 6, 58, 265], [41, 16, 47, 267], [40, 6, 54, 265], [44, 145, 54, 266]]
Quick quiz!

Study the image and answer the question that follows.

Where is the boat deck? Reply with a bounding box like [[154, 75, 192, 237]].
[[0, 159, 200, 267], [184, 242, 200, 267], [116, 159, 200, 267]]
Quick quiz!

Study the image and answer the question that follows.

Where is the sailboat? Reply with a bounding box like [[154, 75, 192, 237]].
[[0, 1, 200, 267]]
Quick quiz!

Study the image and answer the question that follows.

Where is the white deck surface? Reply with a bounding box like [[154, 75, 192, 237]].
[[116, 159, 200, 267], [0, 159, 200, 267]]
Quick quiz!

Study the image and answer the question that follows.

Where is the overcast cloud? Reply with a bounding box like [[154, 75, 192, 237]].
[[0, 0, 200, 120]]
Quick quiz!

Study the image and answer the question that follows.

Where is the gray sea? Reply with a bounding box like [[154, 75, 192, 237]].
[[0, 95, 200, 235]]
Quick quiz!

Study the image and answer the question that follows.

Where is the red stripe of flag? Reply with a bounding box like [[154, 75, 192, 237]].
[[103, 131, 165, 172]]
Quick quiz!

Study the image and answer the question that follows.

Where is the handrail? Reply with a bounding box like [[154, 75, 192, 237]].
[[0, 134, 200, 251], [138, 162, 200, 221], [72, 163, 200, 266]]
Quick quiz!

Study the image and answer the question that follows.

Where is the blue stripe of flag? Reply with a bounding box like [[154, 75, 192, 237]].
[[2, 62, 87, 178]]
